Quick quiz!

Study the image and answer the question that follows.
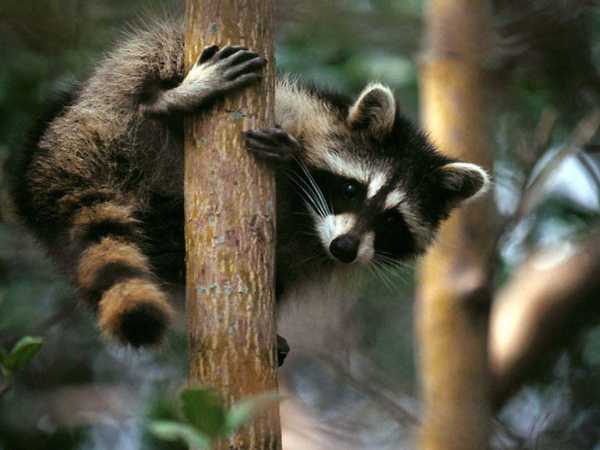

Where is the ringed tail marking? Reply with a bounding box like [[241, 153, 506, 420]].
[[73, 201, 174, 347]]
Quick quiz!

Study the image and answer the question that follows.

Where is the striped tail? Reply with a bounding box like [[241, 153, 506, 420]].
[[71, 201, 174, 347]]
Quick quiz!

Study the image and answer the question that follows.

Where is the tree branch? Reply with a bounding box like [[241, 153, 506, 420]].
[[514, 109, 600, 219], [489, 231, 600, 408]]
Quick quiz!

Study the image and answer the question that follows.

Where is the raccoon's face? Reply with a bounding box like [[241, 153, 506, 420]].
[[286, 82, 490, 266]]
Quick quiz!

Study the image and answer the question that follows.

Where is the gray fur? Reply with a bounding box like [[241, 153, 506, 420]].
[[13, 17, 490, 348]]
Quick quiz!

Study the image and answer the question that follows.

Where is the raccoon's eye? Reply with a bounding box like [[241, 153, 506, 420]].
[[382, 211, 403, 227], [342, 182, 359, 199]]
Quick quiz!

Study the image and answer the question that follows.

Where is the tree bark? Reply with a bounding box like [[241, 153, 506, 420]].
[[184, 2, 281, 449], [416, 1, 495, 449]]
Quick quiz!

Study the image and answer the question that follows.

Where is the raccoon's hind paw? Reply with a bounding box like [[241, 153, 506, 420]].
[[98, 279, 174, 348], [277, 334, 290, 367], [244, 128, 301, 163], [192, 44, 266, 93]]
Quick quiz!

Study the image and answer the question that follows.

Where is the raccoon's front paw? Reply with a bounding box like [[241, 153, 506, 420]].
[[244, 128, 301, 163], [190, 44, 266, 94], [141, 45, 266, 115]]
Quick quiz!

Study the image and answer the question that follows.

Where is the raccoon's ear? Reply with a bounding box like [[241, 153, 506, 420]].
[[436, 162, 490, 205], [348, 83, 396, 135]]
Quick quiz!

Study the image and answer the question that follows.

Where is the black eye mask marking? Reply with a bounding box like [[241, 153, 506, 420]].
[[342, 180, 360, 200], [374, 209, 417, 261], [310, 169, 367, 213], [296, 164, 421, 263]]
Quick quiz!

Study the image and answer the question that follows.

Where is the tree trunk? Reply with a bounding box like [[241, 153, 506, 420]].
[[183, 1, 281, 449], [416, 1, 495, 449]]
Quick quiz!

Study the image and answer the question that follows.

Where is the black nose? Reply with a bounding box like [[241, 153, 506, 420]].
[[330, 235, 359, 263]]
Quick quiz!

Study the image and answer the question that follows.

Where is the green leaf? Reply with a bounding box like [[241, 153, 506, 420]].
[[180, 387, 227, 438], [3, 336, 44, 372], [149, 420, 211, 449], [225, 392, 282, 436]]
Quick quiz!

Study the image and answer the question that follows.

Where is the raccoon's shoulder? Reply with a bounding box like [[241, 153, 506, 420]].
[[275, 77, 350, 129]]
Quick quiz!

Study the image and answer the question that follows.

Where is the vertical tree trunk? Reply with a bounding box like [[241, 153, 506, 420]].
[[183, 1, 281, 449], [417, 1, 495, 449]]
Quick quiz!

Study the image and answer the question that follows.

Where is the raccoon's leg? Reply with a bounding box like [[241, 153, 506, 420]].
[[243, 128, 302, 163], [65, 194, 174, 347], [277, 334, 290, 367], [140, 45, 266, 116]]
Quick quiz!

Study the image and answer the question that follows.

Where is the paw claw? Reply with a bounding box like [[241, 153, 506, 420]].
[[199, 44, 219, 64], [224, 57, 266, 81], [187, 44, 266, 105], [244, 128, 300, 164], [217, 45, 248, 60]]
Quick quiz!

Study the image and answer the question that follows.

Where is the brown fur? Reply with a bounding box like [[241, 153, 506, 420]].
[[77, 238, 149, 289], [70, 203, 138, 240], [12, 19, 187, 346], [98, 278, 174, 345]]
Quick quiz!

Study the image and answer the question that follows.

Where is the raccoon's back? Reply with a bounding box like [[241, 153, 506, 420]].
[[8, 86, 81, 236], [10, 18, 187, 224], [6, 19, 188, 347]]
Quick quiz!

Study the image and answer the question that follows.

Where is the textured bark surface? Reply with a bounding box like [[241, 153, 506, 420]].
[[416, 1, 495, 449], [184, 1, 281, 449]]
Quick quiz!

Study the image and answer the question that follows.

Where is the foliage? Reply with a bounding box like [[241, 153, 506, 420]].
[[149, 387, 280, 449], [0, 336, 43, 382]]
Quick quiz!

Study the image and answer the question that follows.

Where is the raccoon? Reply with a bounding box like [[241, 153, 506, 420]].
[[9, 19, 489, 351]]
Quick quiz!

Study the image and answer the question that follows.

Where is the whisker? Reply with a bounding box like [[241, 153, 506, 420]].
[[377, 261, 399, 290], [298, 229, 322, 239], [371, 255, 411, 290], [370, 260, 396, 291], [288, 171, 328, 218], [295, 160, 332, 216], [374, 258, 413, 287], [287, 173, 327, 218], [301, 176, 329, 218], [295, 254, 322, 267], [376, 253, 413, 271]]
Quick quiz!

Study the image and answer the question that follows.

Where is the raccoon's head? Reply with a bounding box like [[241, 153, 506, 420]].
[[278, 81, 490, 266]]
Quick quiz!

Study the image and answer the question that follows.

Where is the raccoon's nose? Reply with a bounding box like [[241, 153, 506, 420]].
[[330, 235, 359, 263]]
